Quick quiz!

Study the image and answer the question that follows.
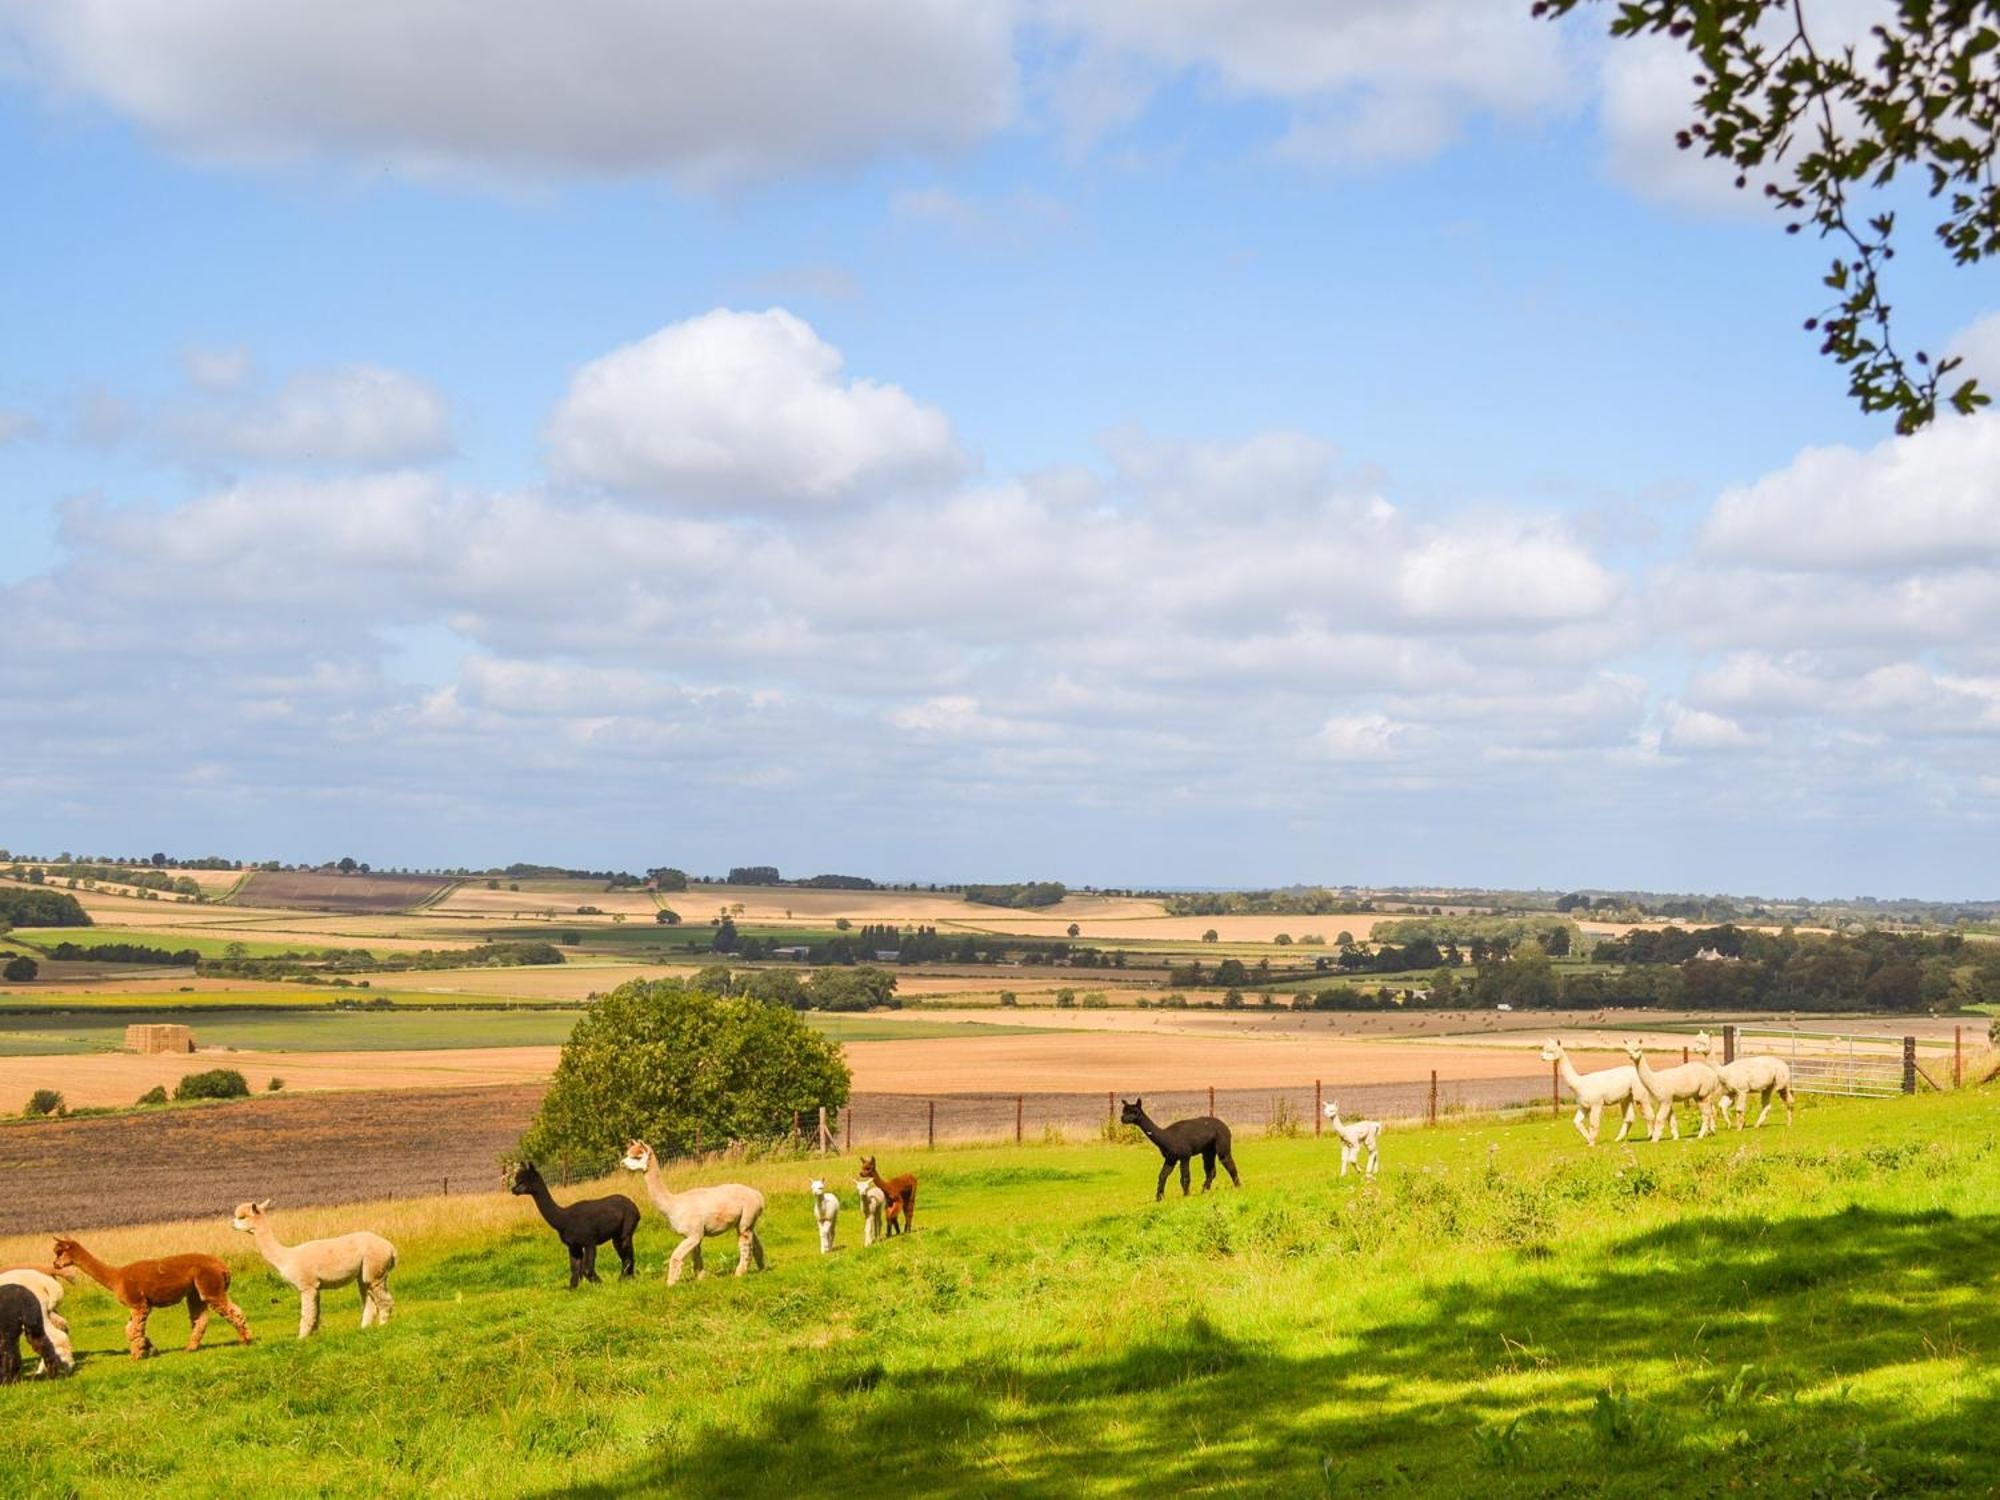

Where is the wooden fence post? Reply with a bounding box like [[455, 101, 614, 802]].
[[1016, 1095, 1024, 1144], [843, 1106, 851, 1153], [1903, 1036, 1917, 1095], [1551, 1059, 1561, 1119], [1955, 1025, 1963, 1088], [1428, 1070, 1438, 1127], [1314, 1079, 1322, 1135], [817, 1106, 830, 1155], [928, 1099, 936, 1148], [1107, 1090, 1114, 1129], [1681, 1045, 1689, 1066], [1722, 1024, 1736, 1064], [1209, 1085, 1215, 1116]]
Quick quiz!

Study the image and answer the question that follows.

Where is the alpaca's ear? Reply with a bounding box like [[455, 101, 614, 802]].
[[257, 1199, 272, 1212]]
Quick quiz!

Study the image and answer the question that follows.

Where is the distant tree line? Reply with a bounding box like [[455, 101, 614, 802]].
[[961, 881, 1067, 909], [41, 941, 201, 966], [0, 890, 90, 928], [1164, 889, 1375, 917]]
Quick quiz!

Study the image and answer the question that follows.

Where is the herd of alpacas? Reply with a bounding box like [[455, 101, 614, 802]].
[[1, 1035, 1791, 1384]]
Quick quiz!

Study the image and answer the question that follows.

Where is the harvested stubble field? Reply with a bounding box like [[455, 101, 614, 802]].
[[2, 1091, 1995, 1498]]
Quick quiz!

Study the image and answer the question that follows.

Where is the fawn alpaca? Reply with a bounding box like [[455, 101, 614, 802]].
[[1119, 1098, 1241, 1201], [859, 1156, 916, 1235], [1622, 1040, 1723, 1141], [619, 1141, 766, 1285], [507, 1162, 639, 1289], [855, 1176, 888, 1246], [52, 1236, 251, 1360], [231, 1200, 397, 1338]]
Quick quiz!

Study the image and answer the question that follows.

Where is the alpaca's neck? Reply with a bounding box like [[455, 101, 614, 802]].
[[1554, 1050, 1587, 1093], [1132, 1112, 1167, 1146], [525, 1179, 565, 1227], [643, 1154, 675, 1208], [63, 1244, 116, 1290], [251, 1221, 293, 1268], [1632, 1054, 1659, 1089]]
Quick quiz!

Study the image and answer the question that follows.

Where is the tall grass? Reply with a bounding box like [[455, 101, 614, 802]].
[[4, 1091, 1998, 1497]]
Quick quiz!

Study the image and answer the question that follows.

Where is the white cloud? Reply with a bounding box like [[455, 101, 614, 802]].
[[1661, 702, 1763, 752], [546, 309, 966, 507], [181, 344, 252, 391], [6, 0, 1015, 188], [1397, 520, 1619, 627], [1700, 415, 2000, 572], [1318, 711, 1406, 761], [174, 363, 452, 467]]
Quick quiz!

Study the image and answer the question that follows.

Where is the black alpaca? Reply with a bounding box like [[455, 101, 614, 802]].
[[0, 1284, 65, 1384], [1120, 1097, 1242, 1202], [509, 1162, 640, 1289]]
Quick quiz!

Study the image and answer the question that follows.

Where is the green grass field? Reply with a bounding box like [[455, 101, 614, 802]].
[[0, 1009, 1050, 1054], [4, 927, 342, 961], [4, 1091, 1996, 1496]]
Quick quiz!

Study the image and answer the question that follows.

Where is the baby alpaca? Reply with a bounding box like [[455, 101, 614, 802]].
[[0, 1284, 66, 1384], [809, 1180, 840, 1254], [231, 1200, 397, 1338], [0, 1268, 75, 1372], [856, 1176, 888, 1247], [1321, 1101, 1383, 1178]]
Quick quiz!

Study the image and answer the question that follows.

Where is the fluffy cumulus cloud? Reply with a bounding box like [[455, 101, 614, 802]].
[[172, 363, 453, 467], [8, 305, 2000, 883], [546, 309, 965, 507], [2, 0, 1014, 186]]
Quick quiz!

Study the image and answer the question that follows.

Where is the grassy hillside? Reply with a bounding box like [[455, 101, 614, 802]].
[[3, 1093, 1996, 1496]]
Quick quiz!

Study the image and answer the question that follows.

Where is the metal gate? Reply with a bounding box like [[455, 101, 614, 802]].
[[1728, 1026, 1910, 1098]]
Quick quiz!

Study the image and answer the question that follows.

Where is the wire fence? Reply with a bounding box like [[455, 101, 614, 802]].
[[834, 1072, 1557, 1148]]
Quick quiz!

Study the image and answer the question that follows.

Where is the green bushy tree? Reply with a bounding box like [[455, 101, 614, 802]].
[[518, 980, 850, 1172], [174, 1068, 250, 1100]]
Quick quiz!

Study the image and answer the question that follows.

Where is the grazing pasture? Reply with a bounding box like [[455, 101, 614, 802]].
[[0, 1093, 1994, 1496]]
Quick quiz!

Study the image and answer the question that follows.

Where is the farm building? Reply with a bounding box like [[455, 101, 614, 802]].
[[771, 945, 810, 961]]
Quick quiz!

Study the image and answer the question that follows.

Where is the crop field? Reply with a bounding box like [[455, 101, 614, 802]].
[[231, 869, 456, 913], [4, 927, 338, 961], [1, 1091, 1994, 1496]]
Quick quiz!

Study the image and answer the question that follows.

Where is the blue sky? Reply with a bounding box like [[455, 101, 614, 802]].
[[2, 2, 1996, 896]]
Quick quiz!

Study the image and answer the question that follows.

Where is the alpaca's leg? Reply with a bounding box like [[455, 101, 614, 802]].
[[296, 1286, 320, 1340], [29, 1324, 64, 1377], [1365, 1137, 1379, 1177], [1178, 1157, 1193, 1197], [750, 1231, 766, 1270], [0, 1342, 17, 1385], [1338, 1144, 1351, 1177], [667, 1234, 701, 1286], [1156, 1159, 1174, 1201], [1573, 1104, 1592, 1144], [185, 1286, 212, 1351], [734, 1228, 755, 1276], [567, 1246, 585, 1290], [214, 1295, 251, 1345], [1780, 1085, 1794, 1126], [1199, 1146, 1217, 1193], [368, 1279, 395, 1327], [126, 1305, 154, 1358], [1753, 1085, 1775, 1128], [616, 1232, 636, 1279], [1221, 1149, 1241, 1187], [359, 1283, 376, 1329]]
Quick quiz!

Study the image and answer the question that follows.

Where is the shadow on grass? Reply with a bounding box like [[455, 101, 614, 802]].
[[543, 1205, 2000, 1498]]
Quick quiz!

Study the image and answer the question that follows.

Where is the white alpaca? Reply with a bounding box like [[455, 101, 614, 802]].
[[1321, 1101, 1382, 1177], [620, 1140, 767, 1285], [1622, 1039, 1723, 1141], [0, 1267, 75, 1371], [856, 1176, 888, 1247], [230, 1200, 397, 1338], [1540, 1038, 1654, 1146], [1697, 1031, 1796, 1128], [809, 1179, 840, 1253]]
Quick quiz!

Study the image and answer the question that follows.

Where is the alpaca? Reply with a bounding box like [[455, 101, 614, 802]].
[[1696, 1032, 1796, 1129], [859, 1156, 917, 1235], [0, 1270, 72, 1373], [1622, 1040, 1723, 1141], [507, 1162, 639, 1289], [1540, 1038, 1655, 1146], [0, 1285, 66, 1385], [231, 1200, 398, 1338], [1321, 1101, 1383, 1178], [51, 1236, 251, 1360], [855, 1176, 888, 1247], [620, 1141, 766, 1285], [1119, 1098, 1241, 1201], [808, 1179, 841, 1253]]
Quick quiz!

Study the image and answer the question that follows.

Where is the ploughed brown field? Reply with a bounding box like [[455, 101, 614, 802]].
[[0, 1084, 545, 1234], [232, 869, 455, 913]]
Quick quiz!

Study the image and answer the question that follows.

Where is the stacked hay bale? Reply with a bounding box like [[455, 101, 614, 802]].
[[125, 1023, 196, 1054]]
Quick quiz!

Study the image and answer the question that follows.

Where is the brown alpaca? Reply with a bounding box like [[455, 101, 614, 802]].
[[52, 1237, 252, 1360], [859, 1156, 916, 1236]]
